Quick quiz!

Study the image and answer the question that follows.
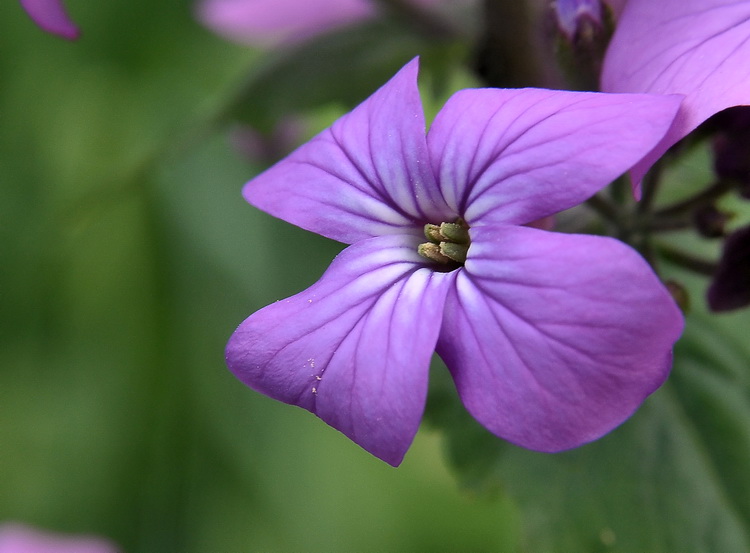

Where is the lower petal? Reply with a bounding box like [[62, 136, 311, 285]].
[[226, 235, 455, 466], [437, 225, 684, 452]]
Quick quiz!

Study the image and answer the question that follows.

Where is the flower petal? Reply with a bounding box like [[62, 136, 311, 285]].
[[602, 0, 750, 186], [226, 235, 454, 466], [427, 87, 681, 224], [0, 523, 119, 553], [243, 58, 451, 245], [20, 0, 79, 39], [437, 225, 684, 452], [196, 0, 375, 46]]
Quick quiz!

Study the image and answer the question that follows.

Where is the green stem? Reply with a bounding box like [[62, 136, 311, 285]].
[[637, 157, 664, 214], [646, 216, 693, 233], [134, 179, 193, 553], [585, 193, 620, 223], [475, 0, 559, 88], [654, 180, 735, 219], [657, 243, 717, 276], [374, 0, 462, 39]]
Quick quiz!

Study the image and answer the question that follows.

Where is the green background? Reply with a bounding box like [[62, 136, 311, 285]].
[[1, 1, 749, 552]]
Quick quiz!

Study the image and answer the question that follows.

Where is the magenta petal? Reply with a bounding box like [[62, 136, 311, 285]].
[[602, 0, 750, 185], [437, 225, 684, 452], [20, 0, 79, 40], [197, 0, 375, 46], [0, 523, 119, 553], [427, 87, 681, 225], [244, 58, 450, 244], [226, 235, 454, 465]]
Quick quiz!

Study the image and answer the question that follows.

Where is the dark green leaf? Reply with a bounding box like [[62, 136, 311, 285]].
[[426, 311, 750, 552]]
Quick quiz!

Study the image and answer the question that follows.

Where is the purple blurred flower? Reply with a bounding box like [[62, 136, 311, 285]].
[[712, 106, 750, 196], [0, 523, 118, 553], [226, 59, 684, 466], [554, 0, 604, 42], [197, 0, 441, 46], [601, 0, 750, 190], [708, 225, 750, 312], [19, 0, 79, 40]]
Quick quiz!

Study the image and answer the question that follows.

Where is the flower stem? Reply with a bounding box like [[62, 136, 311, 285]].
[[475, 0, 560, 88], [637, 157, 664, 214], [585, 193, 620, 222], [656, 243, 717, 276], [654, 179, 735, 219], [374, 0, 461, 40]]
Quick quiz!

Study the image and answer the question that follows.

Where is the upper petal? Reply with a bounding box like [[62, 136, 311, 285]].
[[436, 225, 684, 452], [196, 0, 375, 46], [226, 235, 455, 466], [602, 0, 750, 185], [20, 0, 79, 39], [243, 58, 451, 245], [427, 87, 681, 224]]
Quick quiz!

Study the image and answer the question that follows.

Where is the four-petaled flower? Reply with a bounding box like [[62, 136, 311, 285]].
[[602, 0, 750, 191], [20, 0, 79, 40], [226, 59, 684, 466]]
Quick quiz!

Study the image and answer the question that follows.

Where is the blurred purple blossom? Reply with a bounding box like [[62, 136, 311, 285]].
[[601, 0, 750, 190], [19, 0, 79, 40], [708, 225, 750, 311], [712, 106, 750, 196], [197, 0, 443, 46], [0, 523, 118, 553], [226, 59, 684, 466], [553, 0, 604, 42]]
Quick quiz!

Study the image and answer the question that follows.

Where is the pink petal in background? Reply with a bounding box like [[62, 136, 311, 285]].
[[19, 0, 79, 40], [0, 523, 118, 553], [197, 0, 445, 46], [197, 0, 376, 46]]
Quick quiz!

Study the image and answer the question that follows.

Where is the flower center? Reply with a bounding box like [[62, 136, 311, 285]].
[[417, 220, 470, 268]]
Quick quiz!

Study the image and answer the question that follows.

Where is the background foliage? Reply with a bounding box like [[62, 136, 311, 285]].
[[1, 1, 749, 552]]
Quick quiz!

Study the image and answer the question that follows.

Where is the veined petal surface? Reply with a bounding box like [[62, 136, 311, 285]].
[[226, 235, 455, 466], [602, 0, 750, 185], [437, 225, 684, 452], [427, 88, 680, 224], [244, 58, 451, 245], [20, 0, 79, 39]]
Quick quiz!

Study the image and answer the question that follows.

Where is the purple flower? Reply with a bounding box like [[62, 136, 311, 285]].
[[554, 0, 604, 42], [198, 0, 373, 45], [226, 59, 684, 466], [19, 0, 79, 40], [707, 224, 750, 312], [601, 0, 750, 190], [0, 523, 118, 553], [197, 0, 442, 46], [712, 106, 750, 196]]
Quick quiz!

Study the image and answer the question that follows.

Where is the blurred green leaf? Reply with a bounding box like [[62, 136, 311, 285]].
[[426, 308, 750, 553], [226, 20, 466, 131]]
